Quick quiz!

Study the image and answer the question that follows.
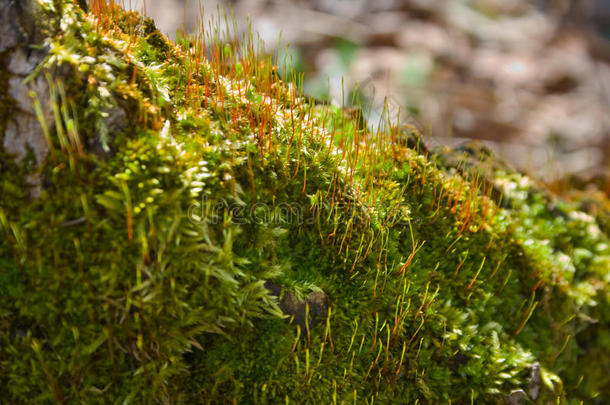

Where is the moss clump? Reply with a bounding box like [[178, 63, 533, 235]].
[[0, 1, 609, 403]]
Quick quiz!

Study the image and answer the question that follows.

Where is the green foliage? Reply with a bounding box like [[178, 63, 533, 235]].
[[0, 1, 608, 403]]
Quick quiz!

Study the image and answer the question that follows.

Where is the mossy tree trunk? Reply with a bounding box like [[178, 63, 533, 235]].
[[1, 0, 118, 196]]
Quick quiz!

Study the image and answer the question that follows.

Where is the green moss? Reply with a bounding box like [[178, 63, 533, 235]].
[[0, 1, 609, 403]]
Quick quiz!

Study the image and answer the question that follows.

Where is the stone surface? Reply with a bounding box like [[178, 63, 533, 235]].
[[1, 0, 129, 195], [265, 281, 329, 331], [0, 1, 23, 53], [1, 0, 56, 197], [529, 362, 542, 400], [506, 389, 527, 405]]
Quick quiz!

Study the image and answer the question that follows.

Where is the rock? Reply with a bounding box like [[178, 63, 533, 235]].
[[0, 1, 22, 53], [529, 362, 541, 400], [307, 291, 329, 320], [506, 389, 527, 405], [1, 0, 134, 194], [0, 0, 59, 197], [89, 105, 128, 160], [264, 281, 329, 331], [400, 125, 429, 155], [3, 74, 51, 166]]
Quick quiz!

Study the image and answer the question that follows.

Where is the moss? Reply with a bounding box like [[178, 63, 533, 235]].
[[0, 1, 609, 403]]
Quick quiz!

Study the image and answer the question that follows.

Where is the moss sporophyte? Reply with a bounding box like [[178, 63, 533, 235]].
[[0, 0, 609, 403]]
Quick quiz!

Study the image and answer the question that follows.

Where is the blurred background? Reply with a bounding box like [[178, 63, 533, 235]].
[[123, 0, 610, 185]]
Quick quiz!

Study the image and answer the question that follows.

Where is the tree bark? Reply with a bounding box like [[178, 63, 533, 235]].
[[0, 0, 62, 196]]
